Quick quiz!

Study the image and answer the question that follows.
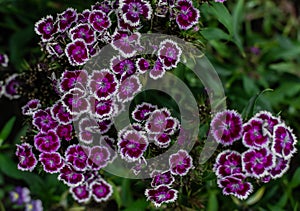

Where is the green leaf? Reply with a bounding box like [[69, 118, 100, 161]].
[[0, 116, 16, 146], [241, 89, 273, 120], [201, 28, 230, 41], [242, 75, 259, 96], [246, 187, 265, 205], [122, 199, 148, 211], [207, 190, 218, 211], [110, 181, 122, 209], [210, 2, 233, 35], [289, 167, 300, 188], [232, 0, 245, 56]]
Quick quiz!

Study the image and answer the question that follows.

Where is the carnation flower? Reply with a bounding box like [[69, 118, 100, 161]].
[[22, 99, 41, 116], [145, 108, 171, 134], [217, 174, 253, 200], [213, 150, 243, 178], [69, 23, 96, 45], [210, 110, 243, 146], [59, 69, 88, 92], [90, 97, 114, 119], [119, 0, 152, 27], [61, 88, 90, 116], [118, 129, 148, 162], [3, 73, 21, 99], [151, 170, 175, 187], [89, 10, 111, 32], [90, 179, 113, 202], [169, 149, 193, 176], [57, 8, 78, 32], [132, 102, 157, 122], [254, 111, 280, 135], [58, 164, 84, 187], [65, 39, 89, 66], [136, 58, 150, 74], [16, 143, 38, 172], [51, 101, 73, 125], [88, 69, 118, 100], [65, 144, 90, 171], [87, 146, 111, 170], [242, 148, 275, 178], [117, 75, 141, 102], [34, 15, 58, 42], [268, 156, 290, 179], [34, 130, 60, 153], [112, 31, 141, 58], [149, 59, 166, 80], [272, 124, 297, 159], [242, 117, 270, 149], [32, 109, 59, 133], [158, 39, 182, 70], [56, 124, 73, 141], [70, 183, 92, 203], [110, 56, 136, 78], [175, 0, 200, 30], [39, 152, 64, 173], [145, 185, 178, 207]]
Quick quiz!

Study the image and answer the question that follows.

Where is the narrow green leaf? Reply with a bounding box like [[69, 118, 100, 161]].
[[246, 187, 265, 205], [210, 2, 233, 35], [241, 89, 273, 120], [0, 116, 16, 146], [289, 167, 300, 188], [207, 190, 218, 211], [201, 28, 230, 41], [232, 0, 245, 56]]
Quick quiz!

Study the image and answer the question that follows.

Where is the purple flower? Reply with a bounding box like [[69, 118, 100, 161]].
[[34, 15, 58, 42], [56, 124, 73, 141], [90, 97, 114, 119], [78, 9, 91, 23], [4, 73, 20, 99], [112, 31, 141, 58], [46, 42, 64, 58], [158, 39, 182, 70], [25, 199, 43, 211], [69, 23, 96, 45], [57, 8, 78, 32], [0, 53, 9, 67], [175, 0, 200, 30], [9, 187, 31, 205], [242, 117, 270, 149], [58, 164, 84, 186], [99, 135, 117, 162], [145, 185, 178, 207], [39, 152, 64, 173], [59, 69, 88, 92], [250, 46, 260, 55], [169, 149, 193, 176], [154, 133, 171, 148], [268, 156, 290, 179], [16, 143, 38, 172], [65, 144, 90, 171], [90, 179, 113, 202], [22, 99, 41, 116], [110, 56, 136, 78], [97, 118, 113, 134], [88, 69, 118, 100], [217, 174, 253, 200], [215, 0, 226, 2], [150, 170, 175, 187], [117, 12, 137, 31], [65, 39, 89, 66], [242, 148, 275, 178], [78, 117, 98, 144], [132, 102, 157, 122], [210, 110, 243, 146], [136, 58, 150, 74], [70, 184, 92, 203], [272, 124, 297, 159], [213, 150, 243, 178], [149, 59, 166, 80], [118, 129, 148, 162], [87, 146, 111, 170], [145, 108, 171, 134], [51, 101, 73, 125], [34, 130, 60, 153], [92, 1, 113, 14], [89, 10, 111, 32], [62, 88, 90, 116], [119, 0, 152, 26], [254, 111, 280, 135], [117, 75, 141, 102]]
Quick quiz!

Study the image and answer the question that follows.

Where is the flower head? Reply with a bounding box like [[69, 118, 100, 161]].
[[34, 130, 60, 153], [22, 99, 41, 116], [70, 184, 92, 203], [211, 110, 243, 146], [25, 199, 43, 211], [65, 144, 90, 171], [0, 53, 9, 67], [58, 164, 84, 186], [34, 15, 58, 42], [87, 146, 111, 170], [69, 23, 96, 45], [90, 179, 113, 202], [9, 187, 31, 205], [65, 39, 89, 66], [57, 8, 78, 32], [117, 75, 141, 102], [39, 152, 64, 173], [151, 170, 175, 187], [145, 185, 178, 207], [158, 39, 182, 70], [169, 149, 193, 176], [175, 0, 200, 30], [89, 10, 111, 32], [213, 150, 242, 178], [16, 143, 38, 172]]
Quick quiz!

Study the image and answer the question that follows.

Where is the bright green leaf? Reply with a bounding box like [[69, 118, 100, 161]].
[[0, 116, 16, 146]]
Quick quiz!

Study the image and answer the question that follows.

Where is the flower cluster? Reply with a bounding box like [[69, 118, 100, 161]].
[[34, 0, 197, 66], [9, 186, 43, 211], [211, 110, 297, 199]]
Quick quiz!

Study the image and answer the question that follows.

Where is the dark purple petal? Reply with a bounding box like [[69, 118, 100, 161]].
[[34, 15, 58, 41], [57, 8, 78, 32], [58, 164, 84, 186], [175, 0, 200, 30], [65, 39, 89, 66], [16, 143, 38, 172], [34, 130, 60, 153], [90, 179, 113, 202], [70, 183, 92, 203], [145, 185, 178, 207], [89, 10, 111, 32], [150, 170, 175, 187]]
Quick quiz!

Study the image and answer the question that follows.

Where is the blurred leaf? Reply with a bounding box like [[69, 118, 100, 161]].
[[246, 187, 265, 205], [0, 116, 16, 146], [121, 179, 133, 207], [242, 75, 259, 96], [110, 181, 122, 209], [210, 2, 233, 35], [207, 190, 218, 211], [232, 0, 245, 56], [289, 167, 300, 189], [122, 198, 148, 211], [275, 192, 288, 208], [269, 62, 300, 77], [201, 28, 230, 40], [242, 89, 273, 120]]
